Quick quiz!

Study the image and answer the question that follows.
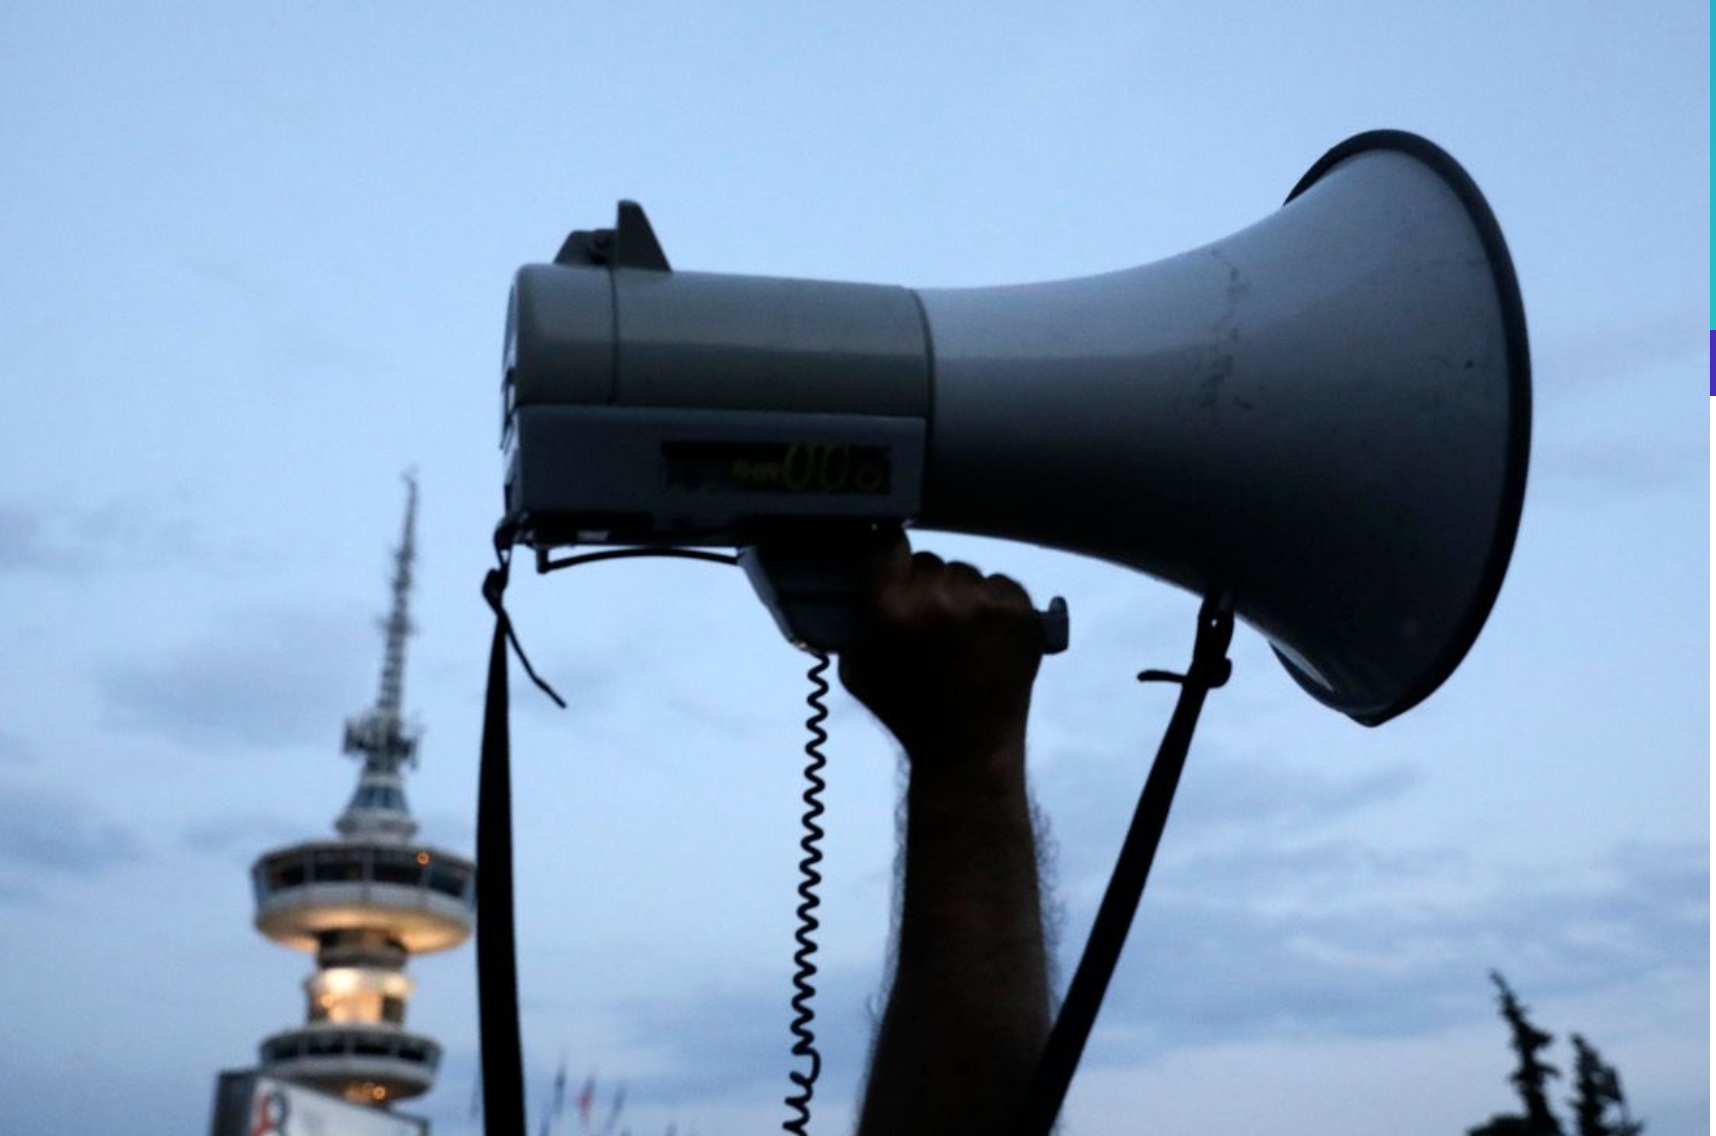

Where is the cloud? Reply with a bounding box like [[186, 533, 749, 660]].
[[1076, 840, 1707, 1065], [513, 654, 620, 725], [0, 878, 46, 907], [1535, 434, 1704, 499], [1010, 745, 1702, 1069], [660, 688, 776, 738], [180, 254, 280, 305], [0, 781, 145, 878], [1031, 730, 1701, 1061], [179, 810, 312, 858], [0, 497, 214, 576], [1037, 743, 1422, 890], [0, 503, 69, 572], [1534, 312, 1704, 395], [433, 842, 1703, 1130], [416, 808, 475, 852], [601, 965, 883, 1109], [99, 604, 371, 753], [1175, 755, 1419, 835], [179, 253, 378, 376], [1164, 837, 1454, 901], [264, 317, 379, 374], [0, 725, 37, 765], [70, 495, 209, 565], [1521, 314, 1707, 502]]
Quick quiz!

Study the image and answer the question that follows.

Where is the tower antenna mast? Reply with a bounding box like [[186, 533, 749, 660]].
[[346, 472, 420, 777]]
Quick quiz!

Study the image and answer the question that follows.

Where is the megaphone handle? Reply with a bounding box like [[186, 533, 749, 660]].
[[741, 542, 1071, 656]]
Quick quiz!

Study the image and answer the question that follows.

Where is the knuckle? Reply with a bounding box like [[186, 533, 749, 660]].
[[910, 551, 945, 577], [986, 572, 1032, 607]]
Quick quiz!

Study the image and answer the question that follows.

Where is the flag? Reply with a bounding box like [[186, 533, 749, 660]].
[[538, 1053, 569, 1136], [550, 1056, 569, 1117], [576, 1074, 597, 1131], [599, 1085, 627, 1136]]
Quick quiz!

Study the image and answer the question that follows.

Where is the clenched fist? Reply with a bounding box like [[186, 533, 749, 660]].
[[838, 528, 1045, 769]]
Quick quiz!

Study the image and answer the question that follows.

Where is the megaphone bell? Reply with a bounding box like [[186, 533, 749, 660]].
[[499, 130, 1529, 725]]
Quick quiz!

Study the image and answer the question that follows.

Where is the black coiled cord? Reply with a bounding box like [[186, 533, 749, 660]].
[[491, 540, 834, 1135], [783, 650, 830, 1135]]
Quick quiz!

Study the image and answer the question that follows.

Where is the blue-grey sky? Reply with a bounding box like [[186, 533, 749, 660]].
[[0, 3, 1707, 1134]]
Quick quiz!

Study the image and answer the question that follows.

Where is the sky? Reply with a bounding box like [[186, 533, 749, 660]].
[[0, 3, 1707, 1135]]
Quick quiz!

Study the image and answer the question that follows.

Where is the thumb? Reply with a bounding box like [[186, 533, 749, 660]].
[[856, 524, 912, 600]]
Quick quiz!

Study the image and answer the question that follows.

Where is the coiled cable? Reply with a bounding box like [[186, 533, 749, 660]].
[[486, 539, 836, 1135], [783, 650, 830, 1134]]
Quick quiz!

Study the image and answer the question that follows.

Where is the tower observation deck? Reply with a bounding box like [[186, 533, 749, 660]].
[[248, 476, 474, 1109]]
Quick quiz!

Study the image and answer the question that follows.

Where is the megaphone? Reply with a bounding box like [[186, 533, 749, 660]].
[[499, 130, 1529, 725]]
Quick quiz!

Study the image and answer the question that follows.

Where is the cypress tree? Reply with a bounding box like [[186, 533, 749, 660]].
[[1570, 1033, 1643, 1136], [1495, 972, 1563, 1135], [1468, 971, 1563, 1136]]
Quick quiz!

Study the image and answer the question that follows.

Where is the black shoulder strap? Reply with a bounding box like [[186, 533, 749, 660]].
[[477, 555, 566, 1136], [478, 559, 526, 1136], [1014, 595, 1234, 1136]]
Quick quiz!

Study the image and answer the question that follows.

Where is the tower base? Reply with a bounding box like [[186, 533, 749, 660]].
[[208, 1069, 429, 1136]]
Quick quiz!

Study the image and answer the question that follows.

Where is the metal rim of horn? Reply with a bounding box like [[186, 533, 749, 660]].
[[1280, 130, 1531, 725]]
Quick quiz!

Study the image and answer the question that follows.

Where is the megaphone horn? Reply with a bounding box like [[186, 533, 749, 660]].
[[500, 130, 1529, 725]]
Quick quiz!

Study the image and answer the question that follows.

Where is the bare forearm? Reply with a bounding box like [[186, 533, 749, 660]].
[[858, 740, 1050, 1136], [840, 534, 1051, 1132]]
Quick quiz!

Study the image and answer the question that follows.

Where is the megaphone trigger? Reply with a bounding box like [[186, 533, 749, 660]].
[[1040, 596, 1070, 656]]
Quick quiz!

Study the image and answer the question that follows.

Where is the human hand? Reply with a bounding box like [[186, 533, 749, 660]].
[[838, 528, 1044, 771]]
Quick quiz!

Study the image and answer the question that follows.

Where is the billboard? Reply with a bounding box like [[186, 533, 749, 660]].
[[209, 1070, 429, 1136]]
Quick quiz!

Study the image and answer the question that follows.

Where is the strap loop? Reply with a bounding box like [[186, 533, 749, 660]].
[[485, 550, 567, 709], [1137, 595, 1236, 689]]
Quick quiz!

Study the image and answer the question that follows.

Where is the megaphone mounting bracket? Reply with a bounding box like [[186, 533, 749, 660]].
[[554, 200, 672, 271]]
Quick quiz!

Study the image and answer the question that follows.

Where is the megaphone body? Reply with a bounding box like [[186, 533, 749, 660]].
[[500, 131, 1529, 725]]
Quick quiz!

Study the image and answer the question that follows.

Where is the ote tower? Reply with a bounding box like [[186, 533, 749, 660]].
[[249, 477, 475, 1108]]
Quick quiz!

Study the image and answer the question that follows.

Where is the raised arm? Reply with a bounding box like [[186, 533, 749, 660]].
[[842, 531, 1050, 1136]]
